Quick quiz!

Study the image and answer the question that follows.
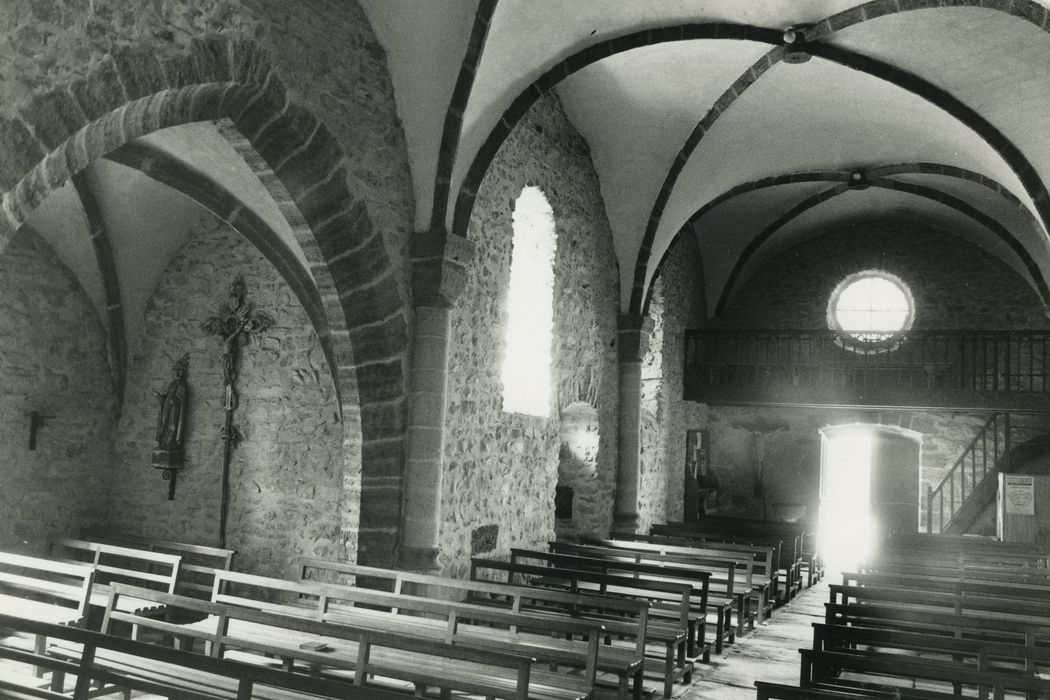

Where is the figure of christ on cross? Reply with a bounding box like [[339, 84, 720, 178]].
[[202, 277, 273, 547]]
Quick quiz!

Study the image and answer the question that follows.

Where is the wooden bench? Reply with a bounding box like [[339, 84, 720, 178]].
[[650, 526, 794, 604], [830, 581, 1050, 629], [50, 538, 181, 620], [46, 584, 538, 700], [755, 680, 924, 699], [201, 570, 602, 700], [81, 530, 235, 599], [0, 551, 95, 677], [564, 537, 771, 626], [844, 568, 1050, 607], [470, 556, 702, 682], [294, 558, 657, 699], [802, 621, 1050, 698], [861, 557, 1050, 586], [824, 601, 1050, 652], [655, 520, 808, 597], [506, 548, 726, 658]]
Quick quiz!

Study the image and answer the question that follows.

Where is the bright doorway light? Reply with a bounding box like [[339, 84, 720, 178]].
[[819, 427, 878, 574], [501, 186, 556, 416]]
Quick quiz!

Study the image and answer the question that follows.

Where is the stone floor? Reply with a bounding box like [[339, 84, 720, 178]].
[[674, 579, 826, 699], [0, 580, 828, 699]]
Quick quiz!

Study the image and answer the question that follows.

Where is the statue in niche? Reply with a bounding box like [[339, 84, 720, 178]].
[[153, 354, 190, 468]]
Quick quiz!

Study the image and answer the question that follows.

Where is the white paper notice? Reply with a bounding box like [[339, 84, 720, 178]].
[[1004, 474, 1036, 515]]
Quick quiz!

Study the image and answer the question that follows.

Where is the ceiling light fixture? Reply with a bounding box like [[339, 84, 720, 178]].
[[782, 25, 811, 64]]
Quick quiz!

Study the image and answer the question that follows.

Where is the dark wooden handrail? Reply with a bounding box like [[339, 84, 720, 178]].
[[926, 413, 1011, 534]]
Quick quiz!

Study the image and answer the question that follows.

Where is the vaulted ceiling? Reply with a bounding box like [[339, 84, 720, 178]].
[[360, 0, 1050, 316]]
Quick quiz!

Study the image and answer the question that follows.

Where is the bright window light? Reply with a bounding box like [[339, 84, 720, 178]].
[[501, 187, 556, 416], [830, 271, 914, 344]]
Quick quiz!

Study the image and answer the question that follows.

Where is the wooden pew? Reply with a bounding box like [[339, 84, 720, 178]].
[[46, 584, 538, 700], [861, 556, 1050, 586], [0, 551, 95, 676], [755, 681, 918, 699], [561, 537, 771, 625], [293, 558, 658, 699], [81, 530, 235, 599], [505, 548, 727, 657], [844, 569, 1050, 607], [655, 519, 807, 596], [470, 554, 703, 692], [0, 612, 410, 700], [201, 570, 602, 700], [829, 581, 1050, 628], [50, 538, 181, 619], [651, 524, 797, 603], [802, 622, 1050, 698]]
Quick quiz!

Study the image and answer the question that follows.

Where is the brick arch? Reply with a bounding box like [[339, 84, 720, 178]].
[[0, 36, 407, 563], [104, 140, 350, 416]]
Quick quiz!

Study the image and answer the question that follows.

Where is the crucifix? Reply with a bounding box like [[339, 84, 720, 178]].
[[202, 277, 273, 547]]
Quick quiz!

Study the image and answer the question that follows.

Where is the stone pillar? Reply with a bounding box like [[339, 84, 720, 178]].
[[614, 314, 655, 535], [399, 228, 473, 571]]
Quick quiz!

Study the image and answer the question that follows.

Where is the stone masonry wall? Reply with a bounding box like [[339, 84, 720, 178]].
[[637, 238, 710, 531], [720, 221, 1050, 330], [707, 222, 1050, 525], [109, 214, 344, 578], [0, 228, 115, 553], [442, 93, 619, 576], [0, 0, 415, 565]]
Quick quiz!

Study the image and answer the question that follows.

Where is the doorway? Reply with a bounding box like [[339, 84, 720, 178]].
[[819, 426, 876, 573], [819, 424, 923, 573]]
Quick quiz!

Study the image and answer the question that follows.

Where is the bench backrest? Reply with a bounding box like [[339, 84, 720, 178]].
[[295, 558, 649, 655], [861, 557, 1050, 585], [650, 527, 789, 573], [471, 556, 692, 631], [211, 569, 603, 683], [830, 581, 1050, 620], [0, 550, 95, 619], [81, 531, 234, 598], [0, 610, 412, 700], [844, 569, 1050, 602], [52, 538, 181, 594], [565, 538, 748, 589], [103, 584, 534, 700], [824, 601, 1050, 645]]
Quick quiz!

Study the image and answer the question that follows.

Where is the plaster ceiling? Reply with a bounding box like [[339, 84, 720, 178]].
[[365, 0, 1050, 315]]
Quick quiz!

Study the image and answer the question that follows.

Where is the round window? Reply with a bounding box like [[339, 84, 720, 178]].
[[827, 270, 914, 352]]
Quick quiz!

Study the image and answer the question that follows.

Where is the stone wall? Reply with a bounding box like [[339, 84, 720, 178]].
[[0, 0, 415, 566], [109, 214, 344, 578], [0, 228, 115, 553], [721, 221, 1049, 330], [638, 238, 710, 530], [706, 222, 1049, 525], [442, 93, 619, 576]]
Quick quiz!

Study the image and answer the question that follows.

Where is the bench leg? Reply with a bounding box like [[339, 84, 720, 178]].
[[632, 668, 644, 700], [34, 634, 46, 678], [617, 672, 629, 700], [686, 620, 697, 659], [663, 648, 674, 698]]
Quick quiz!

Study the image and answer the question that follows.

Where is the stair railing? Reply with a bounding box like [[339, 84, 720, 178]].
[[926, 413, 1011, 534]]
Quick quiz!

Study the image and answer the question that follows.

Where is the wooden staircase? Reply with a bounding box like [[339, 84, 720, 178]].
[[926, 413, 1050, 534]]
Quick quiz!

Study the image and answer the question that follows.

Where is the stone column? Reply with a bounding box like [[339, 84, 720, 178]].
[[614, 314, 655, 535], [399, 228, 474, 571]]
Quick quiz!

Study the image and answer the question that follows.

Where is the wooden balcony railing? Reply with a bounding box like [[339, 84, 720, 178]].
[[684, 329, 1050, 407]]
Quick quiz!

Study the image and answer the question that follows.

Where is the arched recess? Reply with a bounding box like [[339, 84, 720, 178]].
[[103, 140, 348, 415], [0, 36, 408, 564]]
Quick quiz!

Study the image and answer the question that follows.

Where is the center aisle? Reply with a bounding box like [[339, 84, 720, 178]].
[[675, 580, 829, 699]]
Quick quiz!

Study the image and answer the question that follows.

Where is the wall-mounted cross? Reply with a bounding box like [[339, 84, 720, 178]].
[[202, 277, 273, 548]]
